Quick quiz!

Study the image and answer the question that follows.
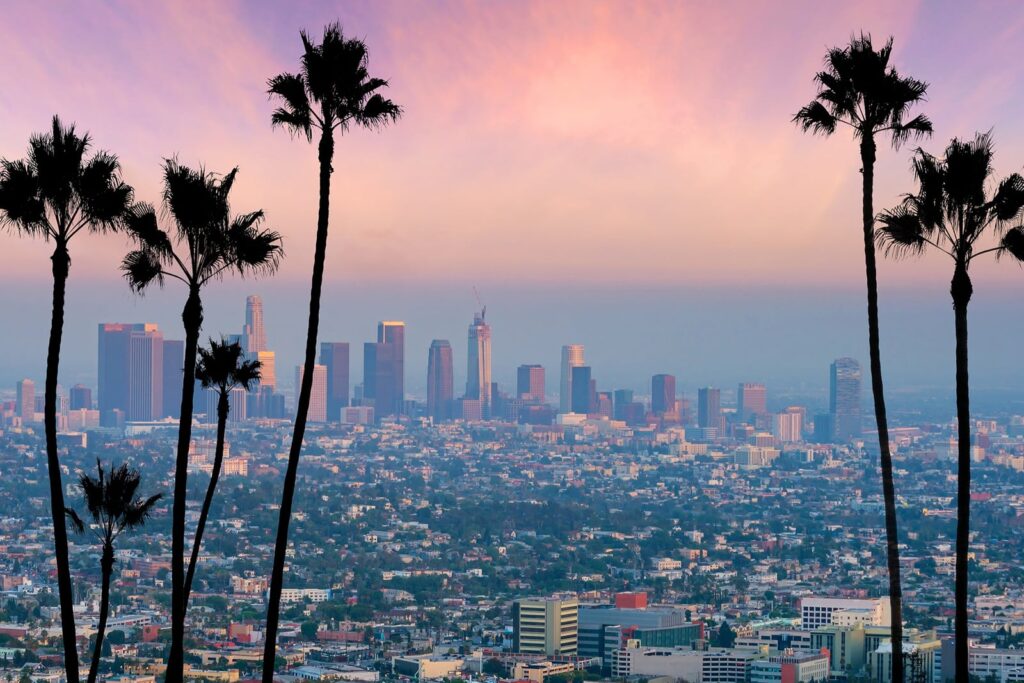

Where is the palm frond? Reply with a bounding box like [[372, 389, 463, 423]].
[[990, 173, 1024, 223], [121, 249, 165, 293], [793, 102, 837, 136], [876, 207, 928, 258], [268, 72, 313, 140], [0, 159, 47, 234], [889, 113, 933, 149], [64, 507, 85, 534], [228, 213, 283, 276], [1000, 227, 1024, 262], [77, 152, 133, 229]]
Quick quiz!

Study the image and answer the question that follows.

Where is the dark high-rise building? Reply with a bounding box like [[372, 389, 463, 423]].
[[570, 366, 593, 414], [98, 323, 164, 424], [427, 340, 454, 421], [363, 341, 398, 418], [517, 364, 545, 402], [69, 384, 92, 411], [370, 321, 404, 416], [737, 382, 767, 421], [320, 342, 350, 422], [651, 374, 676, 415], [830, 357, 862, 440], [697, 387, 721, 429], [613, 389, 633, 420], [162, 339, 184, 419]]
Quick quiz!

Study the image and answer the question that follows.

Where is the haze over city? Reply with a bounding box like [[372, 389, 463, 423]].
[[3, 1, 1024, 396]]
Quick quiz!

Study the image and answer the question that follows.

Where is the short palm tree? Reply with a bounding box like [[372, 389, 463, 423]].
[[877, 132, 1024, 680], [794, 34, 931, 678], [65, 461, 161, 683], [0, 117, 133, 683], [184, 339, 261, 605], [121, 160, 281, 683], [263, 23, 400, 680]]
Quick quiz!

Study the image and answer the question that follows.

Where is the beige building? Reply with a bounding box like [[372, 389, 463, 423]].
[[513, 596, 579, 656]]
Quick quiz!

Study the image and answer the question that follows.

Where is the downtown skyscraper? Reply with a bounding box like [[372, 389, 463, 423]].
[[737, 382, 767, 421], [427, 339, 454, 421], [697, 386, 722, 430], [465, 310, 492, 417], [830, 357, 862, 441], [320, 342, 350, 422], [651, 374, 677, 415], [244, 295, 267, 353], [560, 344, 585, 413], [517, 364, 545, 402], [98, 323, 165, 425], [295, 364, 327, 423], [364, 321, 405, 417]]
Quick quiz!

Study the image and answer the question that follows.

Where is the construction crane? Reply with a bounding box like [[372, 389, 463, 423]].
[[473, 286, 486, 321]]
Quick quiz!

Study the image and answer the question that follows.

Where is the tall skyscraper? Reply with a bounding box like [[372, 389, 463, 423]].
[[651, 374, 676, 415], [256, 351, 276, 390], [162, 339, 184, 419], [830, 357, 862, 441], [570, 365, 593, 414], [320, 342, 350, 422], [16, 379, 35, 423], [98, 323, 164, 424], [560, 344, 585, 413], [427, 339, 454, 421], [69, 384, 92, 411], [465, 310, 492, 417], [243, 295, 267, 353], [697, 387, 721, 429], [295, 364, 327, 423], [368, 321, 404, 416], [517, 364, 545, 402], [737, 382, 767, 420]]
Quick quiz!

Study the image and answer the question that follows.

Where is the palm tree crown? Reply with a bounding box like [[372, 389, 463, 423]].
[[0, 116, 132, 243], [794, 33, 932, 146], [877, 132, 1024, 267], [268, 22, 401, 140], [196, 339, 262, 395], [65, 461, 162, 542], [121, 160, 282, 293]]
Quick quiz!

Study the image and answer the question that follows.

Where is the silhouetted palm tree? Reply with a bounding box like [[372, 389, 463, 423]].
[[877, 132, 1024, 680], [121, 160, 281, 683], [262, 23, 400, 680], [184, 339, 261, 605], [794, 34, 931, 679], [0, 117, 132, 683], [65, 461, 161, 683]]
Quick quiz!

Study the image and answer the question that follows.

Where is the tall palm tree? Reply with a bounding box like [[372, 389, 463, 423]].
[[184, 339, 261, 605], [121, 160, 281, 683], [64, 461, 161, 683], [794, 34, 931, 679], [0, 117, 133, 683], [877, 132, 1024, 680], [262, 23, 400, 680]]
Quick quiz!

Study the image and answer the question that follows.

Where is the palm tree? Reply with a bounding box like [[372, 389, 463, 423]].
[[121, 160, 281, 683], [64, 461, 161, 683], [262, 23, 400, 680], [793, 34, 931, 679], [0, 117, 133, 683], [184, 339, 261, 605], [877, 132, 1024, 680]]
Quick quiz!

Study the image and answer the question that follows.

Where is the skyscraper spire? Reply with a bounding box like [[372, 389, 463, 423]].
[[244, 295, 267, 354], [466, 309, 492, 417]]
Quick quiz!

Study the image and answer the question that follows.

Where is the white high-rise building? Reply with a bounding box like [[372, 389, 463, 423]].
[[800, 596, 890, 631], [465, 310, 492, 417], [560, 344, 585, 413], [244, 295, 267, 353], [773, 408, 803, 443], [295, 364, 327, 423]]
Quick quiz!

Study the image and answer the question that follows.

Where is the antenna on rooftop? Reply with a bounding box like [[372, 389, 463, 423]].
[[473, 286, 486, 321]]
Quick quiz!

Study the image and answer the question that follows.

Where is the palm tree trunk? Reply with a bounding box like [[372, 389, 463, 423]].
[[88, 543, 113, 683], [952, 263, 973, 683], [184, 390, 229, 606], [262, 127, 335, 683], [860, 135, 904, 680], [45, 243, 80, 683], [167, 286, 203, 683]]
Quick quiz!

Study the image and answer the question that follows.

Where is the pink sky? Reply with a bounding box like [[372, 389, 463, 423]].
[[3, 1, 1024, 288]]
